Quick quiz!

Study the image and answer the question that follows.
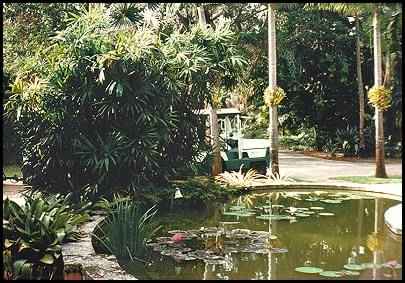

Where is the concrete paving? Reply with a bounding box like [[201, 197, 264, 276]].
[[278, 150, 402, 198]]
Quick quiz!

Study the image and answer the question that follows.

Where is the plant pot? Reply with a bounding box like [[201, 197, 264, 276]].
[[64, 263, 84, 280]]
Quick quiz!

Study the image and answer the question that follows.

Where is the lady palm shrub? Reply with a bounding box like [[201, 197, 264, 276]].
[[5, 6, 244, 196]]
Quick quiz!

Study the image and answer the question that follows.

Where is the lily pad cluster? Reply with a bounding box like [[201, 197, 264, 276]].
[[146, 227, 288, 265], [295, 266, 360, 278]]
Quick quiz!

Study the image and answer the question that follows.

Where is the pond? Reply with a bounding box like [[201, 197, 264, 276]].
[[122, 190, 402, 280]]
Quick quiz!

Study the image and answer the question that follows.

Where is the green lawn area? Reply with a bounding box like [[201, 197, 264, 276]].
[[3, 164, 22, 178], [330, 175, 402, 184]]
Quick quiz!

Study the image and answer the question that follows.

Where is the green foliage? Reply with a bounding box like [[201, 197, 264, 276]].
[[5, 7, 246, 196], [335, 126, 359, 156], [3, 193, 89, 279], [279, 127, 318, 151], [92, 198, 159, 262]]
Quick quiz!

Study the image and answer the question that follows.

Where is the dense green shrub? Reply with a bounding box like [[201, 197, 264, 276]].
[[5, 6, 244, 196], [3, 193, 89, 280]]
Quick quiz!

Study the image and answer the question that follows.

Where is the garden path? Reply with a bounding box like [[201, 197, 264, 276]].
[[279, 150, 402, 197]]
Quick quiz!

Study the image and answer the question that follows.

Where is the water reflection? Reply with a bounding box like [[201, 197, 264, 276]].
[[125, 191, 402, 280]]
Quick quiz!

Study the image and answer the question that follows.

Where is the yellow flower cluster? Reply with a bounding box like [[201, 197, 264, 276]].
[[264, 86, 286, 107], [367, 85, 392, 111]]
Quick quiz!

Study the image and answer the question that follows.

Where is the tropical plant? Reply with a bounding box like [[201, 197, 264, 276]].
[[335, 126, 359, 156], [266, 170, 296, 184], [92, 198, 159, 262], [4, 7, 220, 195], [3, 193, 89, 279], [215, 165, 265, 187]]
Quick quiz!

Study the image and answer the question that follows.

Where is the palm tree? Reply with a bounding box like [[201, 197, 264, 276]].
[[197, 4, 222, 176], [267, 3, 279, 175], [372, 6, 387, 178]]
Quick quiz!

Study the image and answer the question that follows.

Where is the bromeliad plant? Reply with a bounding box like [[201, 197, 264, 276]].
[[92, 196, 160, 263], [3, 193, 89, 280]]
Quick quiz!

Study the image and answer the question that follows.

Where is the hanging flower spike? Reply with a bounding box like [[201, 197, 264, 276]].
[[367, 85, 392, 111], [264, 86, 286, 107]]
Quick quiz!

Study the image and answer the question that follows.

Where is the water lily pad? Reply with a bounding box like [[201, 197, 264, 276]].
[[168, 230, 186, 235], [361, 262, 383, 269], [305, 198, 320, 202], [295, 266, 323, 274], [310, 206, 325, 210], [341, 270, 361, 276], [271, 248, 288, 253], [228, 205, 247, 211], [223, 211, 255, 217], [318, 212, 335, 216], [256, 215, 295, 221], [219, 221, 240, 225], [319, 271, 343, 278], [320, 199, 342, 204], [269, 235, 278, 240], [295, 213, 311, 217], [344, 264, 365, 271], [296, 207, 310, 211]]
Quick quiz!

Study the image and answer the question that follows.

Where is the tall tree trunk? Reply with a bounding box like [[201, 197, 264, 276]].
[[356, 16, 366, 156], [268, 4, 279, 175], [373, 8, 387, 178], [198, 5, 222, 175]]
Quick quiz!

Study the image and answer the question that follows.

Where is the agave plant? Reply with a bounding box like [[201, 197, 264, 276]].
[[215, 165, 266, 187]]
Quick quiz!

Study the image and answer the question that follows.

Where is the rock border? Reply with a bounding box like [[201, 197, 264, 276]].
[[248, 182, 402, 201], [62, 215, 137, 280]]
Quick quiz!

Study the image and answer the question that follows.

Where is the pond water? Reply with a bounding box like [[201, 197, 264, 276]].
[[123, 190, 402, 280]]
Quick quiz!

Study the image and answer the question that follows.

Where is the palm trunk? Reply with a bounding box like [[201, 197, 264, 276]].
[[268, 4, 279, 175], [373, 8, 387, 178], [356, 16, 366, 156], [198, 5, 222, 175]]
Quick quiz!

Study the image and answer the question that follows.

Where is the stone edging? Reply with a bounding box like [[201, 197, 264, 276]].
[[247, 182, 402, 201], [62, 215, 137, 280]]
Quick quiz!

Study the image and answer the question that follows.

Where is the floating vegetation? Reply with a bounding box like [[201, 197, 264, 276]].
[[318, 212, 335, 216], [295, 213, 311, 217], [343, 264, 365, 271], [223, 211, 256, 217], [148, 227, 288, 265], [361, 262, 383, 269], [294, 266, 324, 274], [256, 215, 295, 221], [320, 199, 343, 204], [309, 206, 325, 210], [319, 271, 344, 278], [305, 197, 320, 202], [228, 205, 247, 211], [341, 270, 361, 276]]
